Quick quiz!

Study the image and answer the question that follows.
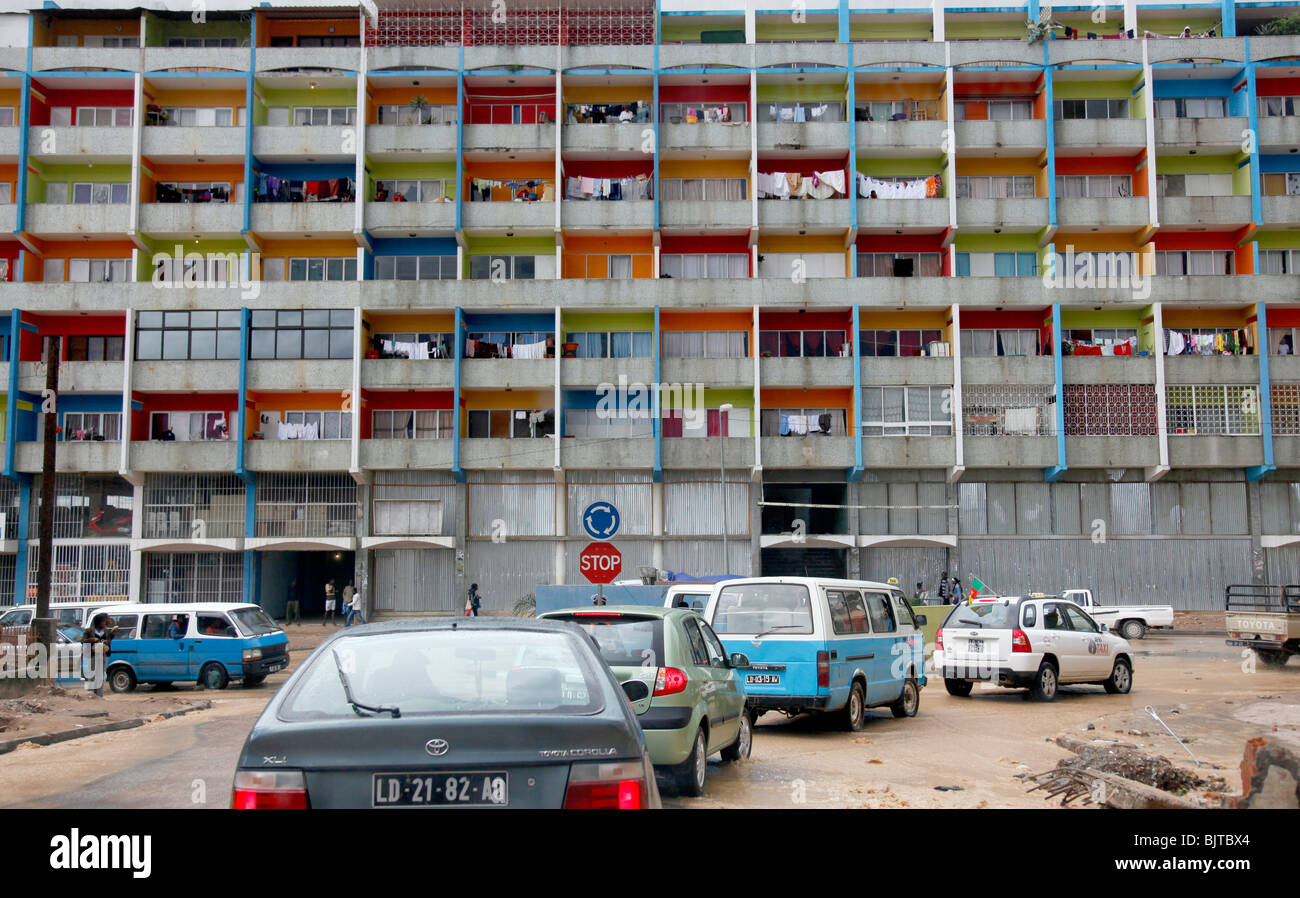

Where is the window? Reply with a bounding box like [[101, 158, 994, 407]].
[[0, 108, 14, 126], [658, 178, 747, 202], [69, 182, 130, 204], [292, 106, 355, 126], [468, 255, 557, 280], [960, 328, 1040, 357], [1061, 251, 1140, 279], [757, 102, 843, 122], [136, 310, 243, 361], [154, 254, 236, 286], [1154, 97, 1227, 119], [0, 183, 9, 205], [66, 335, 124, 362], [376, 103, 457, 125], [1165, 385, 1260, 435], [374, 179, 449, 202], [287, 257, 357, 282], [758, 330, 848, 358], [1262, 172, 1300, 197], [249, 309, 353, 360], [956, 252, 1038, 278], [59, 412, 121, 442], [860, 386, 952, 436], [374, 255, 457, 280], [1271, 325, 1300, 355], [150, 412, 228, 441], [659, 102, 747, 123], [282, 411, 353, 440], [663, 406, 750, 438], [856, 253, 942, 277], [466, 409, 555, 439], [1260, 96, 1300, 117], [1053, 98, 1129, 119], [66, 259, 131, 283], [159, 107, 235, 127], [1157, 173, 1233, 197], [371, 409, 454, 439], [108, 614, 138, 640], [660, 330, 748, 358], [986, 99, 1034, 121], [563, 408, 653, 438], [962, 384, 1057, 436], [756, 253, 844, 279], [72, 107, 132, 127], [758, 407, 847, 437], [826, 589, 867, 634], [566, 331, 653, 359], [372, 331, 454, 359], [1065, 328, 1137, 345], [659, 254, 747, 279], [956, 175, 1036, 199], [1055, 174, 1132, 198], [1154, 250, 1233, 276], [864, 592, 896, 633], [858, 329, 944, 358], [197, 614, 238, 638], [166, 37, 238, 48], [857, 99, 939, 121], [154, 181, 235, 203]]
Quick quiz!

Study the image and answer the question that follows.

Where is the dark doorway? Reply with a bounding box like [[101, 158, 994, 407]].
[[760, 547, 847, 579], [258, 550, 356, 619]]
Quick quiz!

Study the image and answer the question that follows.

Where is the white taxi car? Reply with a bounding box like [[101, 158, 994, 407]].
[[933, 594, 1133, 701]]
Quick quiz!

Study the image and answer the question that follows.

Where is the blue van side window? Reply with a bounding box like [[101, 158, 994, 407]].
[[865, 593, 896, 633]]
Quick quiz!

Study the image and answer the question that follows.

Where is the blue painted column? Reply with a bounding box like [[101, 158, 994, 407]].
[[242, 14, 256, 237], [14, 17, 32, 237], [455, 53, 465, 235], [13, 476, 31, 606], [1044, 43, 1057, 230], [847, 42, 857, 263], [1045, 301, 1067, 481], [653, 305, 662, 481], [837, 0, 850, 43], [453, 306, 464, 482], [1220, 0, 1236, 37], [652, 50, 660, 235], [1246, 47, 1262, 228], [4, 309, 20, 478], [1248, 301, 1276, 481], [849, 304, 863, 480]]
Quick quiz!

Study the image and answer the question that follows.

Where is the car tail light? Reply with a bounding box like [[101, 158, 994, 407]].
[[816, 651, 829, 688], [564, 761, 649, 809], [231, 770, 309, 809], [653, 667, 688, 696], [572, 611, 624, 618], [935, 628, 944, 651], [1011, 629, 1032, 653]]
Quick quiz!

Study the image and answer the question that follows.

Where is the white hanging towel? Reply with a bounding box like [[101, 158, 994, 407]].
[[813, 169, 846, 197], [1002, 407, 1039, 435]]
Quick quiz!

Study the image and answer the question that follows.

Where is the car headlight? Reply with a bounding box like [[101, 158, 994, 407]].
[[242, 648, 263, 662]]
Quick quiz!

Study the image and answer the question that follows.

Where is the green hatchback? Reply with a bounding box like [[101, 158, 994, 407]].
[[541, 606, 753, 796]]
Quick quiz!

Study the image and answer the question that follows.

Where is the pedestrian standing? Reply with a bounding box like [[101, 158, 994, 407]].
[[937, 571, 949, 605], [324, 579, 338, 626], [80, 613, 113, 696], [285, 578, 302, 626], [466, 583, 482, 617]]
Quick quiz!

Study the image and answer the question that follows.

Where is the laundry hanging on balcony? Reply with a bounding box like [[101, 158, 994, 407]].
[[253, 173, 354, 203], [563, 174, 652, 201], [756, 170, 846, 199], [1162, 328, 1253, 356], [566, 102, 651, 124], [856, 173, 941, 199], [1061, 336, 1137, 356], [469, 178, 554, 202], [510, 339, 550, 359]]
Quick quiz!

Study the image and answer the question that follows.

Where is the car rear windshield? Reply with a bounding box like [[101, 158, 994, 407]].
[[943, 600, 1021, 630], [231, 607, 281, 637], [712, 583, 814, 636], [281, 629, 606, 720], [551, 615, 664, 668]]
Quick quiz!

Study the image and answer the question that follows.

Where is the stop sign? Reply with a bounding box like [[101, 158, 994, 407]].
[[579, 541, 622, 585]]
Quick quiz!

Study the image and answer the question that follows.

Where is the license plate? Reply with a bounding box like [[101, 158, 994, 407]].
[[268, 662, 286, 673], [746, 674, 780, 685], [372, 772, 508, 807], [967, 640, 984, 653]]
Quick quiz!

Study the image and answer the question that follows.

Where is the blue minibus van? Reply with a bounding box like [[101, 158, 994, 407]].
[[89, 603, 289, 692], [704, 577, 927, 730]]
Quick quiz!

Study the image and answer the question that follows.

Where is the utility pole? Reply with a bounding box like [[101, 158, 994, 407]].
[[32, 335, 59, 682]]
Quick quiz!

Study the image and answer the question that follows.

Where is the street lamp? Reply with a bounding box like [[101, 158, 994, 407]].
[[718, 403, 733, 573]]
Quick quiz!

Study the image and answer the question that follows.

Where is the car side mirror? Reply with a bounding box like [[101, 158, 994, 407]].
[[914, 614, 928, 627], [729, 652, 751, 669], [621, 680, 650, 703]]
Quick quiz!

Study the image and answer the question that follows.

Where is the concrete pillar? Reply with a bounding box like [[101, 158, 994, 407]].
[[749, 478, 762, 576], [355, 481, 372, 615], [652, 478, 664, 573], [554, 468, 566, 586], [1247, 479, 1267, 587], [846, 480, 861, 579], [129, 481, 144, 602]]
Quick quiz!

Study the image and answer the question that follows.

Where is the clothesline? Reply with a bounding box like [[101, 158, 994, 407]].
[[469, 178, 555, 203], [1061, 336, 1138, 356], [276, 421, 319, 441], [757, 170, 847, 200], [254, 174, 354, 203], [1163, 328, 1253, 356], [778, 413, 834, 436], [857, 172, 943, 199], [565, 174, 653, 201]]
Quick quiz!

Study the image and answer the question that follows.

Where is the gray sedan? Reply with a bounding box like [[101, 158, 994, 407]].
[[232, 618, 661, 809]]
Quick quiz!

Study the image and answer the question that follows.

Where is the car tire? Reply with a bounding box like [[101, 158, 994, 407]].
[[107, 665, 136, 694], [199, 662, 229, 690], [243, 675, 267, 688], [839, 681, 866, 732], [944, 678, 974, 697], [1028, 661, 1058, 702], [720, 712, 752, 762], [1103, 657, 1133, 694], [1119, 619, 1146, 641], [890, 676, 920, 718], [1256, 649, 1290, 669], [670, 727, 709, 797]]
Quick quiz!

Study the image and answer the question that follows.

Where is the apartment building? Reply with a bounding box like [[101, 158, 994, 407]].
[[1, 0, 1299, 614]]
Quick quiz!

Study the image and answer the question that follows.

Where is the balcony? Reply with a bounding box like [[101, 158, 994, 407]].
[[1163, 355, 1260, 385], [142, 125, 246, 160], [462, 124, 555, 156], [1061, 356, 1156, 385], [1157, 195, 1251, 227], [256, 47, 360, 74], [662, 436, 754, 469], [252, 126, 355, 161], [243, 438, 351, 471], [562, 437, 655, 469], [249, 203, 355, 235], [1168, 436, 1264, 469], [560, 358, 654, 388], [133, 360, 240, 393], [245, 360, 352, 391], [25, 204, 130, 237], [1257, 116, 1300, 153], [954, 120, 1047, 153], [760, 121, 850, 153], [855, 120, 947, 156], [139, 203, 244, 238], [458, 437, 555, 469], [660, 200, 751, 231], [658, 122, 750, 157], [15, 440, 119, 474], [1047, 40, 1142, 66], [0, 205, 13, 234], [17, 360, 121, 394], [1154, 117, 1248, 153], [860, 436, 956, 469], [366, 46, 460, 72], [963, 435, 1059, 467], [31, 47, 140, 72], [562, 123, 653, 154], [1146, 37, 1246, 66], [955, 198, 1049, 231], [1067, 436, 1160, 468], [962, 356, 1054, 384], [855, 198, 948, 231], [365, 124, 458, 159], [1053, 118, 1146, 152], [760, 357, 852, 388], [0, 126, 16, 160], [660, 357, 752, 390], [1263, 195, 1300, 228], [360, 439, 454, 470], [759, 436, 854, 469], [365, 201, 455, 235], [460, 201, 555, 233], [28, 126, 133, 163], [861, 356, 955, 386], [360, 359, 454, 390], [461, 359, 555, 390], [144, 47, 252, 73], [1056, 196, 1148, 229], [561, 201, 653, 230], [130, 440, 237, 472], [757, 199, 849, 232]]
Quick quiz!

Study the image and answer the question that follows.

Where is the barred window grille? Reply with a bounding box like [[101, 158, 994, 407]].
[[1166, 385, 1261, 435], [30, 475, 134, 540], [962, 384, 1057, 436], [372, 477, 452, 537], [144, 553, 243, 604], [26, 542, 130, 602], [1064, 384, 1158, 436], [0, 555, 16, 607], [1273, 384, 1300, 435], [0, 478, 19, 541], [255, 472, 358, 538], [366, 4, 653, 47], [143, 474, 246, 540]]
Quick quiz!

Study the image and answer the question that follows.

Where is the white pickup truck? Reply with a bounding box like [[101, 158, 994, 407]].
[[1062, 589, 1174, 640]]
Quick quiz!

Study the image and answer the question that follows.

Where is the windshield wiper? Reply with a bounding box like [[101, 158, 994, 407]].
[[332, 649, 401, 719], [753, 624, 804, 640]]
